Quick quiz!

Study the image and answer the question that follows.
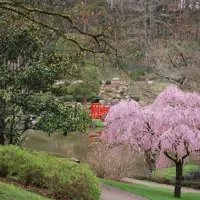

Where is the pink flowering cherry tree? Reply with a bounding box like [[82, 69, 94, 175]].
[[103, 86, 200, 198], [103, 100, 156, 172]]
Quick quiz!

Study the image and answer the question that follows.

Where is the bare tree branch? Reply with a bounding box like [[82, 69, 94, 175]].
[[0, 0, 117, 55]]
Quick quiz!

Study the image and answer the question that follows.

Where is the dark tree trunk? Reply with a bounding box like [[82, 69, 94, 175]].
[[0, 133, 4, 145], [0, 117, 5, 145], [82, 94, 87, 105], [174, 161, 183, 198], [144, 151, 154, 174], [9, 134, 13, 145]]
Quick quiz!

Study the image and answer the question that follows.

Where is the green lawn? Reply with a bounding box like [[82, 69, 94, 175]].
[[100, 179, 200, 200], [92, 119, 104, 127], [153, 165, 199, 179], [0, 181, 51, 200]]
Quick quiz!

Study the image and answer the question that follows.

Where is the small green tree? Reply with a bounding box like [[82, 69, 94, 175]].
[[0, 26, 89, 145], [68, 65, 101, 105]]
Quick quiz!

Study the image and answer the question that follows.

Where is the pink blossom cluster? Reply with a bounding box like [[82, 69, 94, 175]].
[[102, 86, 200, 168]]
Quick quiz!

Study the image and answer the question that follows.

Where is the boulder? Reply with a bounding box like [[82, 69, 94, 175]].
[[115, 94, 121, 99], [99, 100, 106, 105], [112, 77, 120, 81], [138, 100, 146, 107], [107, 92, 117, 99], [111, 99, 120, 105]]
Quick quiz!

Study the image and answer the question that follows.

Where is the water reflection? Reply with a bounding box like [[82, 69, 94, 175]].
[[23, 128, 103, 161]]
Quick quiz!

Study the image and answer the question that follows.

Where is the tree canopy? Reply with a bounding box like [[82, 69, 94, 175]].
[[0, 22, 90, 146], [103, 86, 200, 198]]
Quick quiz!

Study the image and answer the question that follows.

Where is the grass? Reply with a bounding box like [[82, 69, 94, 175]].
[[153, 164, 199, 179], [92, 119, 104, 127], [0, 181, 51, 200], [100, 179, 200, 200]]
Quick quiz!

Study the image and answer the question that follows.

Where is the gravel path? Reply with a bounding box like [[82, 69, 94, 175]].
[[123, 178, 200, 194], [100, 184, 147, 200]]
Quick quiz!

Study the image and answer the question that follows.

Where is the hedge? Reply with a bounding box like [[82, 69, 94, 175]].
[[75, 95, 84, 102], [0, 145, 100, 200], [63, 95, 74, 102], [105, 80, 111, 85]]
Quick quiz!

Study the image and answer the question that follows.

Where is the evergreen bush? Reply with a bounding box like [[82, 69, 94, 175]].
[[0, 145, 100, 200]]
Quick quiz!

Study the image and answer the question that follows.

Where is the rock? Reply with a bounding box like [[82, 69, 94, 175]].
[[148, 80, 154, 84], [111, 99, 120, 105], [107, 92, 117, 99], [54, 80, 66, 85], [115, 94, 121, 99], [112, 77, 120, 81], [72, 80, 83, 84], [99, 100, 106, 105], [138, 100, 146, 107]]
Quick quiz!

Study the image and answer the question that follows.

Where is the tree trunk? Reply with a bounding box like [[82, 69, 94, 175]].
[[144, 151, 154, 174], [82, 94, 87, 105], [174, 161, 183, 198], [0, 133, 4, 145], [0, 117, 5, 145]]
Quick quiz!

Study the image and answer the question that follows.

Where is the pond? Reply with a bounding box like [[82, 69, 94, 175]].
[[23, 128, 102, 161]]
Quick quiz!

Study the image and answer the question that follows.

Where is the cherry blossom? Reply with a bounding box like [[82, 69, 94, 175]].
[[103, 86, 200, 198]]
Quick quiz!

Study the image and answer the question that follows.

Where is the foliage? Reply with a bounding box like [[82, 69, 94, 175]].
[[92, 119, 104, 127], [130, 70, 145, 81], [0, 25, 90, 145], [50, 84, 68, 96], [0, 145, 101, 200], [91, 97, 102, 103], [32, 98, 90, 135], [100, 179, 200, 200], [105, 80, 111, 84], [75, 95, 84, 102], [0, 181, 50, 200], [184, 167, 200, 181], [68, 65, 101, 103], [87, 92, 103, 102], [87, 92, 98, 101], [87, 144, 135, 181], [62, 95, 74, 102], [103, 86, 200, 198]]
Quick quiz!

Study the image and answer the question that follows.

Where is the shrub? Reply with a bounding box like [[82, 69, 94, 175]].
[[184, 168, 200, 181], [182, 180, 200, 189], [45, 158, 100, 200], [75, 95, 84, 102], [105, 80, 111, 85], [87, 92, 96, 101], [130, 70, 145, 81], [91, 96, 103, 103], [0, 145, 45, 186], [63, 95, 74, 102], [0, 145, 100, 200], [50, 84, 69, 96], [87, 144, 135, 181]]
